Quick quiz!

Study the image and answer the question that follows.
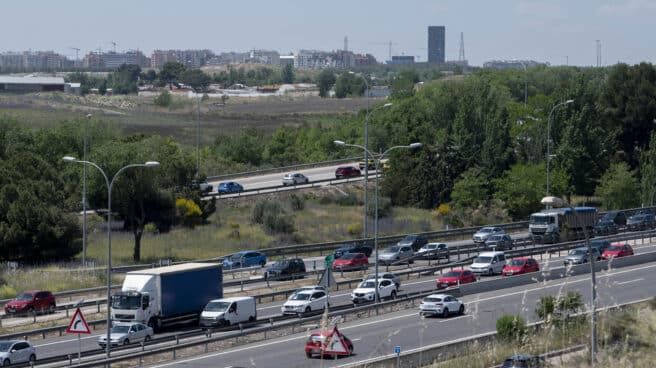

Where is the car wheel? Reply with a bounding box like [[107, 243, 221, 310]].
[[28, 306, 35, 315], [123, 338, 130, 346], [488, 268, 494, 276], [48, 303, 56, 314], [29, 354, 36, 363], [459, 305, 465, 315], [3, 359, 10, 367], [259, 260, 266, 267], [144, 335, 151, 342], [348, 345, 354, 356], [390, 290, 397, 300], [442, 308, 449, 318], [306, 352, 312, 358]]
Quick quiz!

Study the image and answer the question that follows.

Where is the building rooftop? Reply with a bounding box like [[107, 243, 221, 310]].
[[0, 76, 65, 85]]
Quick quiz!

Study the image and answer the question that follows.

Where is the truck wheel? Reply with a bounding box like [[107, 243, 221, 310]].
[[249, 316, 256, 322], [148, 318, 161, 334], [390, 290, 397, 300]]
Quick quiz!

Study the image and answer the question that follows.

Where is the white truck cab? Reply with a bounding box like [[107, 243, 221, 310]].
[[199, 296, 256, 328]]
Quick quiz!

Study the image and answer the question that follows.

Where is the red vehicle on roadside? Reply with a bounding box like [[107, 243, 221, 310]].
[[332, 253, 368, 271], [436, 269, 477, 289], [4, 290, 56, 315], [502, 258, 540, 277], [335, 166, 361, 179], [602, 243, 634, 260], [305, 326, 354, 359]]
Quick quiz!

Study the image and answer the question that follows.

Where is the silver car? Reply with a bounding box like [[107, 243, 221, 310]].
[[377, 245, 414, 265], [0, 340, 36, 366], [364, 272, 401, 290], [473, 227, 505, 243], [563, 247, 600, 266], [98, 322, 153, 347], [282, 173, 309, 186]]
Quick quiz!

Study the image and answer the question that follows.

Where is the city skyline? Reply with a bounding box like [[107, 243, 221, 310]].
[[1, 0, 655, 67]]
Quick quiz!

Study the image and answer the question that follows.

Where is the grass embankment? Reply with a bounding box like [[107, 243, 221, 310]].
[[427, 299, 656, 368]]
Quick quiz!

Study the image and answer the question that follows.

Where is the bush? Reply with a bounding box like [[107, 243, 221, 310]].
[[289, 194, 305, 211], [251, 200, 294, 234], [346, 222, 363, 236], [154, 89, 172, 107], [336, 194, 360, 206], [175, 198, 202, 228], [535, 295, 556, 320], [0, 285, 17, 299], [367, 197, 392, 218], [496, 314, 526, 342]]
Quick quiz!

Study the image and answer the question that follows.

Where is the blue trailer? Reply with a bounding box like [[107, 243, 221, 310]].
[[112, 263, 222, 332]]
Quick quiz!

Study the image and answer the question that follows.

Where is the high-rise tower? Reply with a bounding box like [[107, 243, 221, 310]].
[[428, 26, 445, 63]]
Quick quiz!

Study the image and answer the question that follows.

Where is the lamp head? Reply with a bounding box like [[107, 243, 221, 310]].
[[333, 140, 346, 146], [383, 103, 393, 108], [144, 161, 160, 167], [409, 143, 422, 149], [565, 99, 574, 104], [63, 156, 77, 162]]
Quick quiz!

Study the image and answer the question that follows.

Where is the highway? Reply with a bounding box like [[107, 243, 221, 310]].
[[146, 261, 656, 368]]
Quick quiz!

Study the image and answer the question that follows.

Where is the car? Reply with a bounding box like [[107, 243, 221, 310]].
[[472, 227, 505, 243], [358, 159, 376, 170], [470, 251, 506, 275], [282, 290, 329, 316], [333, 243, 373, 258], [602, 243, 634, 260], [291, 286, 326, 297], [222, 251, 267, 268], [377, 245, 414, 265], [502, 258, 539, 277], [98, 322, 153, 347], [265, 258, 306, 280], [351, 278, 397, 303], [626, 213, 655, 231], [332, 252, 368, 271], [419, 294, 465, 318], [590, 239, 612, 254], [599, 210, 627, 229], [3, 290, 56, 315], [484, 234, 514, 250], [563, 247, 600, 266], [501, 354, 546, 368], [436, 269, 477, 289], [397, 234, 428, 251], [364, 272, 401, 290], [634, 208, 655, 217], [190, 180, 213, 193], [0, 340, 36, 366], [417, 242, 449, 260], [593, 219, 619, 236], [305, 329, 354, 358], [282, 173, 309, 186], [335, 166, 361, 179], [217, 181, 244, 194]]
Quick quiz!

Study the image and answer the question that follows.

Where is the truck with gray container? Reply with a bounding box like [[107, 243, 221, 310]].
[[528, 207, 597, 244]]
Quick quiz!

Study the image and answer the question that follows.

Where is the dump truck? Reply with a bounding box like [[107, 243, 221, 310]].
[[528, 207, 597, 244]]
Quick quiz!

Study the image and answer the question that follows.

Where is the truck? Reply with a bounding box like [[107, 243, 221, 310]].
[[528, 207, 597, 244], [111, 263, 222, 333]]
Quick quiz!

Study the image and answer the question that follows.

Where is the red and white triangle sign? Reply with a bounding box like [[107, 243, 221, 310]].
[[66, 308, 91, 334], [325, 326, 348, 353]]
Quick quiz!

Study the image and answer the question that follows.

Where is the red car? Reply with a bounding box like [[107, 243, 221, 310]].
[[305, 327, 354, 358], [436, 269, 477, 289], [4, 290, 56, 315], [335, 166, 361, 179], [502, 258, 539, 277], [602, 243, 634, 260], [333, 253, 368, 271]]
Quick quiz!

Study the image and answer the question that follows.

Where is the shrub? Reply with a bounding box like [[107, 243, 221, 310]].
[[154, 89, 172, 107], [251, 200, 294, 234], [336, 194, 360, 206], [175, 198, 202, 228], [496, 314, 526, 342], [367, 197, 392, 218], [535, 295, 556, 320], [252, 200, 284, 224], [0, 285, 17, 299], [346, 222, 363, 236], [289, 194, 305, 211]]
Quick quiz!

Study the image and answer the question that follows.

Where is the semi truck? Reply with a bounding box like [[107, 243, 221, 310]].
[[111, 263, 222, 332], [529, 207, 597, 244]]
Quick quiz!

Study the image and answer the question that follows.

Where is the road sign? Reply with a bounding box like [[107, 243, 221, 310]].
[[66, 308, 91, 334], [318, 267, 336, 289], [394, 345, 401, 354]]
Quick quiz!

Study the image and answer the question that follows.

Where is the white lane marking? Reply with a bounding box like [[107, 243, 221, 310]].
[[616, 278, 644, 285]]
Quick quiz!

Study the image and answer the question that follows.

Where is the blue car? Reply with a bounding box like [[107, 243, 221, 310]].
[[218, 181, 244, 194], [223, 251, 267, 268]]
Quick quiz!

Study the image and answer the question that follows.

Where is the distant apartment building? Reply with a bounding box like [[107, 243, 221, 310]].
[[150, 49, 214, 68], [0, 51, 72, 70], [81, 50, 150, 69], [206, 52, 250, 66], [483, 59, 549, 69], [279, 55, 295, 67], [354, 53, 377, 66], [293, 50, 374, 69], [388, 55, 415, 65], [248, 50, 280, 65], [428, 26, 446, 63]]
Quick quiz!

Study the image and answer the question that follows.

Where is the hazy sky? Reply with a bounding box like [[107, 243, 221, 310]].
[[2, 0, 655, 67]]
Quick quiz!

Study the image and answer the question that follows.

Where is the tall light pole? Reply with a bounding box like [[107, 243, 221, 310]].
[[546, 99, 574, 197], [82, 114, 92, 267], [63, 156, 159, 360], [195, 88, 201, 178], [334, 140, 421, 302]]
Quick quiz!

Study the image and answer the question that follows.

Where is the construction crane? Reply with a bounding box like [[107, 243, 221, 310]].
[[110, 41, 117, 53], [369, 41, 398, 62]]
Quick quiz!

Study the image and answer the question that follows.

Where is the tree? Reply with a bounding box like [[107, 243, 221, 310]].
[[390, 70, 419, 99], [180, 69, 211, 92], [333, 73, 364, 98], [110, 64, 141, 94], [640, 132, 656, 206], [317, 70, 336, 97], [159, 62, 186, 88], [281, 64, 295, 84], [496, 315, 526, 342], [594, 162, 640, 210], [450, 166, 490, 209]]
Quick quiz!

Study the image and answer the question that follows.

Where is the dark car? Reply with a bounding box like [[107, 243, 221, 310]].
[[397, 234, 428, 251], [593, 219, 619, 236], [4, 290, 56, 315], [484, 234, 513, 250], [501, 354, 545, 368], [626, 213, 655, 231], [334, 243, 373, 258], [417, 243, 449, 260], [589, 239, 611, 254], [600, 211, 627, 229], [265, 258, 306, 280], [335, 166, 361, 179], [217, 181, 244, 194]]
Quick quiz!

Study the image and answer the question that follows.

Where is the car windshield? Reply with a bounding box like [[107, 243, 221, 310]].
[[228, 253, 245, 261], [530, 215, 553, 224], [508, 259, 526, 266], [358, 281, 376, 288], [607, 245, 623, 251], [271, 260, 290, 269], [339, 253, 357, 260], [291, 293, 311, 301], [366, 274, 388, 279], [16, 292, 35, 301], [384, 246, 399, 253], [443, 271, 462, 277], [111, 325, 130, 333], [0, 342, 14, 352], [569, 249, 586, 255], [474, 256, 492, 263], [204, 301, 230, 311], [488, 235, 503, 241], [631, 215, 646, 221], [422, 244, 436, 250], [479, 228, 493, 233], [424, 296, 443, 302]]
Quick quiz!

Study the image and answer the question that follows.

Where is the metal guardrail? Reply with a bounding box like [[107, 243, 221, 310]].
[[206, 156, 362, 181]]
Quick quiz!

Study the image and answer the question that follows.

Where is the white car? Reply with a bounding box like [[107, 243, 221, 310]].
[[281, 290, 328, 316], [282, 173, 309, 186], [290, 285, 326, 297], [419, 294, 465, 318], [351, 279, 397, 304], [470, 251, 507, 275], [472, 227, 505, 243], [0, 340, 36, 366], [98, 322, 153, 347]]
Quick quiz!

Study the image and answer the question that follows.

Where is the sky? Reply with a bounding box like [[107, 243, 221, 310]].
[[2, 0, 656, 67]]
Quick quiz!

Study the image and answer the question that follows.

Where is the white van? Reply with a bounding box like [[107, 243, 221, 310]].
[[470, 251, 506, 276], [199, 296, 256, 328]]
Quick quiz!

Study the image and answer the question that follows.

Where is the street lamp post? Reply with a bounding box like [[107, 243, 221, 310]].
[[82, 113, 92, 267], [63, 156, 159, 360], [546, 99, 574, 197], [334, 140, 421, 302], [195, 89, 201, 178]]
